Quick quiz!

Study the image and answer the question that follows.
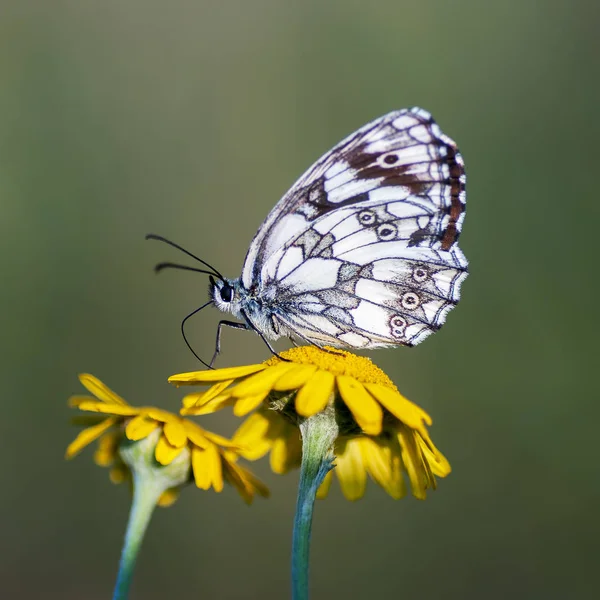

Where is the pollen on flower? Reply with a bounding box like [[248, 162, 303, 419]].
[[265, 346, 398, 391]]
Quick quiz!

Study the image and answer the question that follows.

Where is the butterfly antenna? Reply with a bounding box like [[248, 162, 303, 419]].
[[153, 262, 219, 277], [181, 300, 214, 369], [145, 234, 225, 280]]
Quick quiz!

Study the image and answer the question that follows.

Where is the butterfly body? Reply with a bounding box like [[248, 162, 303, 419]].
[[209, 107, 468, 351]]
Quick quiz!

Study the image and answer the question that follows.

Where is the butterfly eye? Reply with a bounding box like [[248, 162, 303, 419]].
[[220, 285, 233, 303]]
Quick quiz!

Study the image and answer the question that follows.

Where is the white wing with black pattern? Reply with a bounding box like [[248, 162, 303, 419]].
[[235, 108, 467, 348]]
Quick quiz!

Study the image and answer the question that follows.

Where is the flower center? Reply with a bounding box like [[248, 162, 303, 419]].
[[264, 346, 397, 390]]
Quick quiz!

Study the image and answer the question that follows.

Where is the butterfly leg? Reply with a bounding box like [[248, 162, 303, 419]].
[[256, 332, 291, 362], [211, 320, 251, 367]]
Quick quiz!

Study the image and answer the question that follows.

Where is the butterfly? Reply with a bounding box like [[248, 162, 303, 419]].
[[149, 107, 467, 366]]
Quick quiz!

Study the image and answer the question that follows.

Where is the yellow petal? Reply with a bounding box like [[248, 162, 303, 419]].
[[231, 362, 294, 398], [398, 428, 427, 499], [360, 437, 405, 499], [169, 364, 266, 385], [181, 420, 209, 449], [144, 407, 175, 423], [182, 392, 205, 409], [417, 432, 451, 477], [337, 376, 383, 435], [73, 401, 138, 417], [158, 488, 180, 507], [125, 415, 159, 441], [181, 395, 236, 416], [316, 470, 333, 499], [335, 438, 367, 501], [270, 423, 302, 474], [109, 464, 130, 484], [222, 460, 253, 504], [192, 444, 223, 491], [232, 412, 273, 460], [231, 462, 270, 500], [233, 390, 270, 416], [68, 395, 95, 407], [78, 374, 128, 405], [295, 370, 335, 416], [163, 419, 188, 447], [201, 430, 239, 448], [183, 379, 235, 408], [272, 364, 318, 391], [94, 431, 119, 466], [365, 383, 431, 433], [155, 434, 185, 465], [65, 418, 117, 458]]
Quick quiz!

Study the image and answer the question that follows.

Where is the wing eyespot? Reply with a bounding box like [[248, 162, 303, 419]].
[[380, 152, 400, 166], [412, 266, 429, 283], [390, 315, 407, 338], [376, 223, 397, 241], [401, 292, 420, 310], [358, 209, 377, 226]]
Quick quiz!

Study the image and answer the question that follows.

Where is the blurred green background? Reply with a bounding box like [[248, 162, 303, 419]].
[[2, 1, 599, 598]]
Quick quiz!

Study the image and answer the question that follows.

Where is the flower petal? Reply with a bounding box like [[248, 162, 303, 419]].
[[270, 425, 302, 474], [65, 418, 117, 458], [169, 364, 265, 385], [158, 488, 180, 507], [397, 427, 427, 499], [192, 444, 223, 491], [73, 401, 138, 417], [181, 395, 236, 416], [163, 419, 188, 448], [68, 395, 96, 407], [231, 362, 294, 398], [78, 374, 128, 405], [155, 434, 184, 465], [94, 431, 120, 466], [229, 461, 270, 501], [335, 438, 367, 501], [144, 407, 176, 423], [417, 432, 451, 477], [182, 420, 209, 449], [183, 379, 235, 408], [316, 470, 333, 499], [201, 431, 239, 448], [364, 383, 431, 433], [125, 415, 159, 441], [181, 392, 205, 409], [222, 459, 269, 504], [272, 364, 318, 391], [233, 390, 271, 416], [109, 464, 130, 484], [360, 437, 405, 499], [295, 370, 335, 416], [337, 375, 383, 435], [232, 412, 273, 460]]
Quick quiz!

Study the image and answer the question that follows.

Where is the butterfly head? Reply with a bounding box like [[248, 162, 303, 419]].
[[209, 275, 244, 315]]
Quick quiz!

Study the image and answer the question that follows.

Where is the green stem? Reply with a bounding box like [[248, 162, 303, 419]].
[[112, 474, 163, 600], [291, 413, 337, 600]]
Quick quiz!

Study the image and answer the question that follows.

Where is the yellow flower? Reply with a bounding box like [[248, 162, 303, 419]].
[[171, 346, 450, 500], [66, 374, 269, 505]]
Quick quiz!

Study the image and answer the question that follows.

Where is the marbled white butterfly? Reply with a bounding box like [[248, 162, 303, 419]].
[[149, 108, 467, 366]]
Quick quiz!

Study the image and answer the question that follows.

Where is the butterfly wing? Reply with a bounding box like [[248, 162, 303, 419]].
[[241, 108, 467, 348]]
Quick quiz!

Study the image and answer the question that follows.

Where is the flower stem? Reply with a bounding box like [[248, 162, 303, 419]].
[[292, 413, 337, 600], [112, 474, 163, 600]]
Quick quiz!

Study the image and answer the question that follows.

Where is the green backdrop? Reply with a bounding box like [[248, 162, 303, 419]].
[[2, 1, 598, 598]]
